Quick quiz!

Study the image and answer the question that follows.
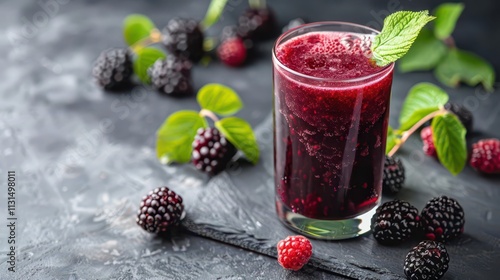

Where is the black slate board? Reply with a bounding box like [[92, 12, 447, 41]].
[[182, 114, 500, 280]]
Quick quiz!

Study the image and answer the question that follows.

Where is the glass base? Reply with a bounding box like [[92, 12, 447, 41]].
[[276, 198, 378, 240]]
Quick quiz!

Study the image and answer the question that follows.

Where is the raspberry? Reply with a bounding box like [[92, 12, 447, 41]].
[[192, 128, 237, 175], [136, 187, 184, 233], [470, 138, 500, 174], [277, 235, 312, 271], [421, 196, 465, 242], [238, 7, 276, 41], [92, 48, 133, 90], [420, 127, 437, 157], [148, 56, 193, 96], [282, 18, 307, 33], [220, 25, 254, 52], [444, 102, 473, 132], [162, 18, 204, 62], [382, 156, 405, 194], [371, 200, 420, 244], [404, 240, 449, 280], [217, 38, 247, 67]]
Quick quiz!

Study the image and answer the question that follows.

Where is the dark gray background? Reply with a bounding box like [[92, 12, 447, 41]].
[[1, 0, 500, 279]]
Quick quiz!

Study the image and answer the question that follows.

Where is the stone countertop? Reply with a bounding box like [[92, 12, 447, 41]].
[[1, 0, 500, 279]]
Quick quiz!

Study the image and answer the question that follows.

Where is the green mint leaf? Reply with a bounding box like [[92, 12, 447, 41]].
[[434, 48, 495, 91], [202, 0, 229, 29], [156, 110, 208, 164], [215, 117, 259, 164], [371, 10, 435, 67], [398, 28, 447, 72], [386, 126, 398, 155], [197, 84, 243, 116], [434, 3, 464, 40], [123, 14, 156, 46], [431, 113, 467, 175], [399, 82, 449, 131], [133, 47, 166, 84]]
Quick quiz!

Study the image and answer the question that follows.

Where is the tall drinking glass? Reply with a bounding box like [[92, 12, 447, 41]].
[[273, 22, 394, 239]]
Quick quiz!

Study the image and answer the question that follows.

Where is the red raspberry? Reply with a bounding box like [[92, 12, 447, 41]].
[[470, 138, 500, 174], [217, 38, 247, 67], [277, 235, 312, 271], [421, 127, 437, 157]]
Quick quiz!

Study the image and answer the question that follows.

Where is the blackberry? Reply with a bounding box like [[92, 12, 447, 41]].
[[282, 18, 307, 33], [136, 187, 184, 233], [148, 56, 193, 96], [470, 138, 500, 174], [421, 196, 465, 242], [192, 127, 237, 175], [92, 48, 133, 90], [404, 240, 449, 280], [162, 18, 204, 62], [421, 127, 437, 157], [382, 156, 405, 194], [371, 200, 420, 244], [238, 7, 276, 41], [444, 102, 473, 132]]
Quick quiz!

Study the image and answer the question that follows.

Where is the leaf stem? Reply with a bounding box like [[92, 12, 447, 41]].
[[199, 109, 220, 123], [129, 29, 162, 54], [388, 109, 446, 157], [444, 36, 456, 48]]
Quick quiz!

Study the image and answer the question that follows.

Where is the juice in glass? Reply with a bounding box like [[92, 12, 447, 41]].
[[273, 22, 394, 239]]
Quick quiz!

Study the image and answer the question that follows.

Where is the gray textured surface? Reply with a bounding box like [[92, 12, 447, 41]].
[[1, 0, 500, 279]]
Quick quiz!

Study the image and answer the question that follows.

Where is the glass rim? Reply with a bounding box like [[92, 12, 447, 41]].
[[272, 21, 394, 83]]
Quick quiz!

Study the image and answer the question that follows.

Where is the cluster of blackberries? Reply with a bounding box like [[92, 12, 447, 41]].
[[92, 6, 295, 95], [371, 196, 465, 279], [92, 17, 199, 96], [420, 103, 500, 174]]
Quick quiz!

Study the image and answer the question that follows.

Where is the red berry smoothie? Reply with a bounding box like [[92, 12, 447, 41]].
[[273, 30, 393, 220]]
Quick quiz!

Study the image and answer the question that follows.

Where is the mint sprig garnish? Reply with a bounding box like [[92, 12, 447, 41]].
[[156, 84, 259, 165], [387, 82, 467, 175], [399, 3, 496, 91], [371, 11, 435, 67]]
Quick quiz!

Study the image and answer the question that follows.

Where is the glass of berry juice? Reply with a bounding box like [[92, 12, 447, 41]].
[[273, 22, 394, 239]]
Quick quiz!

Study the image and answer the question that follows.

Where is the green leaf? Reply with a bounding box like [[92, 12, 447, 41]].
[[431, 113, 467, 175], [156, 110, 208, 164], [399, 83, 449, 130], [398, 28, 447, 72], [434, 3, 464, 40], [434, 48, 495, 91], [201, 0, 229, 29], [123, 14, 156, 46], [133, 47, 166, 84], [197, 84, 243, 116], [371, 10, 435, 67], [215, 117, 259, 164], [386, 126, 397, 155]]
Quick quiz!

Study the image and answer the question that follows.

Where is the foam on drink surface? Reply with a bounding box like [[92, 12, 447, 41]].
[[276, 32, 381, 79]]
